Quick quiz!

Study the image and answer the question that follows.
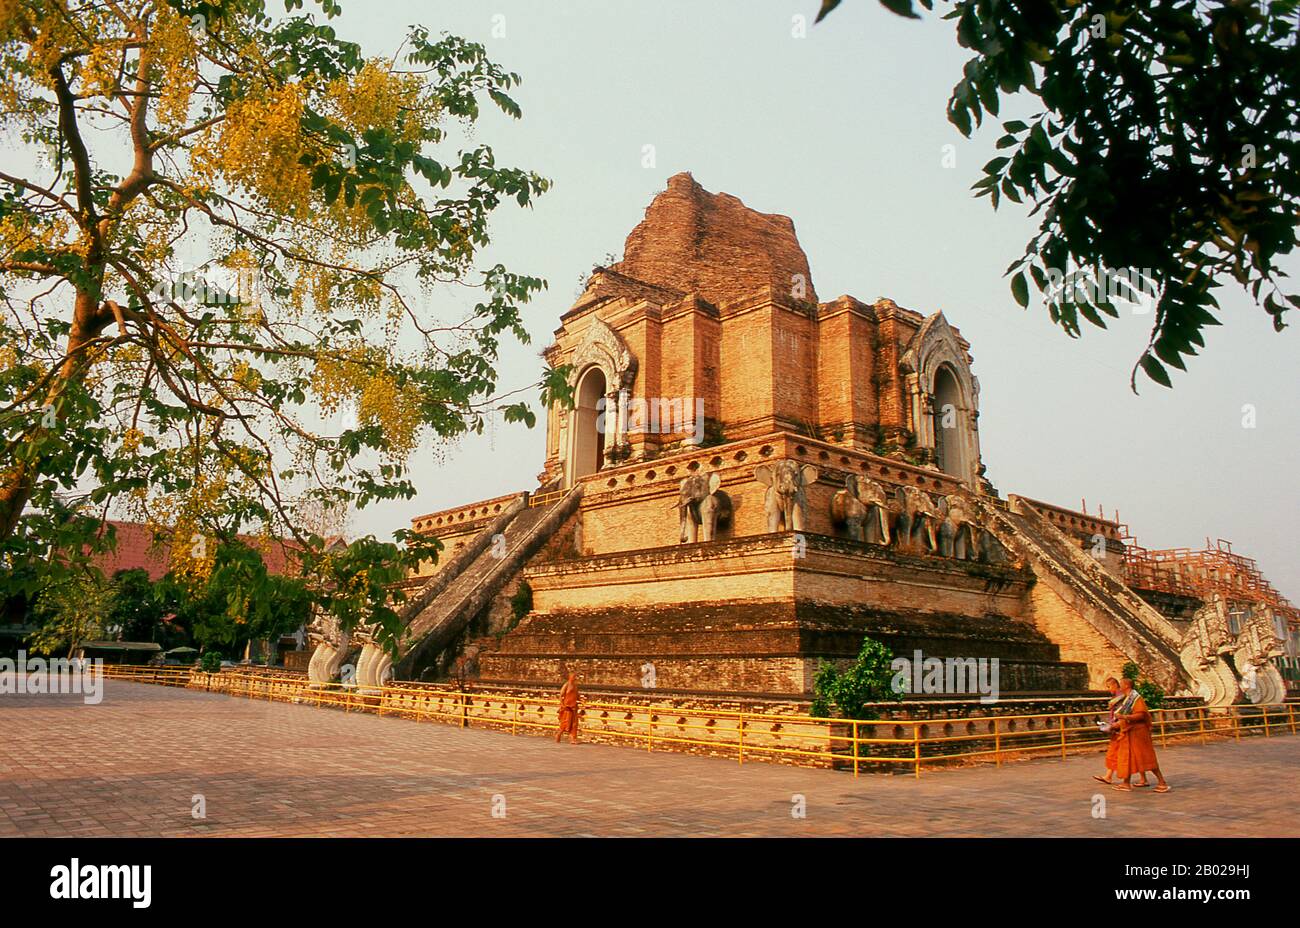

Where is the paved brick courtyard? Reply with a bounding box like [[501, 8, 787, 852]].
[[1, 679, 1297, 837]]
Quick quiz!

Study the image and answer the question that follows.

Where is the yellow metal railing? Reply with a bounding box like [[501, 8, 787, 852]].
[[527, 489, 564, 508], [98, 664, 1298, 777]]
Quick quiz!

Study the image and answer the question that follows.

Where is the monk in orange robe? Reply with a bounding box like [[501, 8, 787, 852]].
[[1112, 677, 1170, 792], [1093, 677, 1124, 784], [555, 672, 579, 744]]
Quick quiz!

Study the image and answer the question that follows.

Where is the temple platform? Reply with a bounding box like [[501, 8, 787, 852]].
[[479, 532, 1089, 695]]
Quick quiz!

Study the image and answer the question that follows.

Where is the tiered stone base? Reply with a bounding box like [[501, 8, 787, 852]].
[[479, 533, 1089, 696]]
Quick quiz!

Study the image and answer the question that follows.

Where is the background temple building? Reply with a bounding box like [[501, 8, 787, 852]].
[[317, 174, 1298, 709]]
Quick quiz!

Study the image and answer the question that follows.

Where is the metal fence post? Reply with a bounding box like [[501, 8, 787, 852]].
[[913, 723, 921, 779], [737, 711, 745, 765], [1059, 713, 1067, 759]]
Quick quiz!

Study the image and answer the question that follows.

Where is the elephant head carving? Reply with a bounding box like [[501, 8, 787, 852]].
[[937, 491, 982, 560], [754, 461, 819, 533], [895, 485, 940, 553], [677, 472, 732, 544], [831, 474, 891, 545]]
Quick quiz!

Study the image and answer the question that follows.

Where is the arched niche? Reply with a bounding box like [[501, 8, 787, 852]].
[[932, 363, 971, 480], [899, 312, 982, 486], [559, 317, 637, 487], [571, 365, 607, 481]]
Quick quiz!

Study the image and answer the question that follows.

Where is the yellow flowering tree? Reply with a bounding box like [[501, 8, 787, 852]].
[[0, 1, 563, 646]]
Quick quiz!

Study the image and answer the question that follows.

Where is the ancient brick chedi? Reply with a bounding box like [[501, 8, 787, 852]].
[[536, 171, 985, 490], [318, 174, 1299, 706]]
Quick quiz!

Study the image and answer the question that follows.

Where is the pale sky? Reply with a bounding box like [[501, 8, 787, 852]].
[[327, 1, 1299, 601], [9, 2, 1297, 600]]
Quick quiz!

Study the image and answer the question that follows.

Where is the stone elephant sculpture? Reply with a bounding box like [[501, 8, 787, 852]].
[[831, 474, 891, 545], [676, 472, 732, 543], [894, 485, 940, 553], [937, 492, 982, 560], [754, 461, 819, 533]]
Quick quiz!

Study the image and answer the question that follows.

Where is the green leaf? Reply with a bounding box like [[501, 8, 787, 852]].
[[814, 0, 842, 23], [1011, 271, 1029, 308], [1139, 353, 1173, 388]]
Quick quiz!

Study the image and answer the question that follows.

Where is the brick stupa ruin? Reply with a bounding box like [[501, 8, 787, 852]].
[[307, 173, 1297, 708]]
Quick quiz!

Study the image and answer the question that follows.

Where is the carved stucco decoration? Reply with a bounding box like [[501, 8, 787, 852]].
[[899, 312, 982, 486], [1177, 593, 1241, 707], [1234, 606, 1288, 705], [306, 614, 349, 684], [568, 316, 637, 392], [557, 317, 638, 478], [559, 315, 639, 441]]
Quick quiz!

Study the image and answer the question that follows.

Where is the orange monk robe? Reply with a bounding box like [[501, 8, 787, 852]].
[[557, 677, 579, 735], [1115, 694, 1161, 778], [1104, 695, 1123, 772]]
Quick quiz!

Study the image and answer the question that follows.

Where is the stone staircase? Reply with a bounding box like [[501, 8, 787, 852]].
[[973, 495, 1190, 693], [392, 486, 583, 680]]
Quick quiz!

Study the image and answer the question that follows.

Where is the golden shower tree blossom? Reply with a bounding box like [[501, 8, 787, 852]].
[[0, 0, 566, 645]]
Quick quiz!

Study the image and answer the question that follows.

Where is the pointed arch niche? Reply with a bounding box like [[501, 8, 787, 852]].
[[899, 312, 983, 487], [560, 317, 637, 488]]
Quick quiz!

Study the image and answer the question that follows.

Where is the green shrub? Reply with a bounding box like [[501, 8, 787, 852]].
[[199, 651, 222, 673], [811, 636, 900, 720], [1136, 679, 1165, 710], [509, 580, 533, 624], [1121, 661, 1165, 709]]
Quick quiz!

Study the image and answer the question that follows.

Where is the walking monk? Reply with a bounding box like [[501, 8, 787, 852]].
[[555, 672, 580, 744], [1093, 677, 1124, 785], [1112, 677, 1170, 792]]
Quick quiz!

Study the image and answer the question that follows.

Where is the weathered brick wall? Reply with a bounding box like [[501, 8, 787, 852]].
[[573, 434, 965, 557], [718, 297, 776, 437], [542, 178, 993, 464], [873, 302, 922, 439], [771, 303, 819, 432], [816, 298, 879, 448], [481, 532, 1054, 695], [406, 493, 522, 578], [613, 172, 817, 306], [1024, 578, 1133, 689]]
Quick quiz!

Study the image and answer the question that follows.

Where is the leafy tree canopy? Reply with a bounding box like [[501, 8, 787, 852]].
[[817, 0, 1300, 388], [0, 1, 569, 648], [106, 567, 165, 641]]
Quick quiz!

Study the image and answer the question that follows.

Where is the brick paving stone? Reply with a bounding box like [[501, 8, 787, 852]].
[[0, 679, 1296, 837]]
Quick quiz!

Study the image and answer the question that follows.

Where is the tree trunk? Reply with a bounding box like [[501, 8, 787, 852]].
[[0, 289, 109, 541]]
